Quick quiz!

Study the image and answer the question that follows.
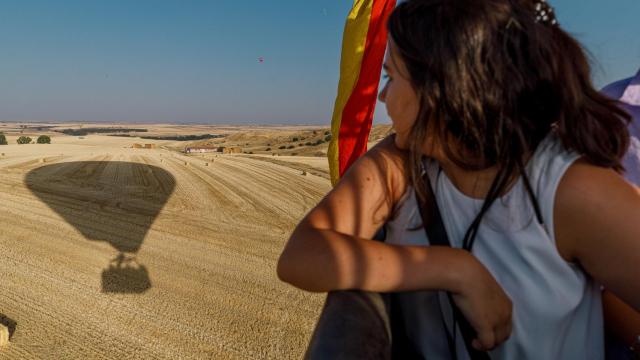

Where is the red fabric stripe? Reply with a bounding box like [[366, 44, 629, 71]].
[[338, 0, 395, 177]]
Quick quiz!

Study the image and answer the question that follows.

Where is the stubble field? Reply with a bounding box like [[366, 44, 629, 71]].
[[0, 130, 336, 359]]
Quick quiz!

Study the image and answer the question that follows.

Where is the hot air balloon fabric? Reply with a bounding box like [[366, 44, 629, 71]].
[[602, 68, 640, 186], [328, 0, 396, 186]]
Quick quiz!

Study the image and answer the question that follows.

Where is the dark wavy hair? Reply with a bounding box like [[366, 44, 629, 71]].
[[387, 0, 631, 204]]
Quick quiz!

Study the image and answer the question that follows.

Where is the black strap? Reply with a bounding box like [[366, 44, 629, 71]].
[[375, 227, 425, 359], [417, 168, 491, 360]]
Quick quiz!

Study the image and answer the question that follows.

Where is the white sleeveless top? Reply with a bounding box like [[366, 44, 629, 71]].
[[385, 134, 604, 359]]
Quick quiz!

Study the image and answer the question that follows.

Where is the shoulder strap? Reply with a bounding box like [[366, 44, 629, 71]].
[[416, 169, 491, 360]]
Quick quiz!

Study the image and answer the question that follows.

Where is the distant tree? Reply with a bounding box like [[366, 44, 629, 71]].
[[292, 137, 299, 142], [278, 145, 286, 149], [265, 147, 271, 151], [324, 134, 332, 142], [324, 130, 330, 136], [0, 134, 7, 145], [37, 135, 51, 144], [287, 145, 295, 149], [17, 136, 32, 144]]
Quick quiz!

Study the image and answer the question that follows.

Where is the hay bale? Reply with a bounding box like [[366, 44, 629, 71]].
[[39, 158, 45, 163], [0, 323, 8, 347]]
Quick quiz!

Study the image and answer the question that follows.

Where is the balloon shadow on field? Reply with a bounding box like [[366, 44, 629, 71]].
[[25, 161, 176, 294], [0, 313, 17, 340]]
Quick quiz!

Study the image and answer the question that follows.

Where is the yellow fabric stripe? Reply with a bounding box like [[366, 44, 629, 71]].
[[328, 0, 374, 186]]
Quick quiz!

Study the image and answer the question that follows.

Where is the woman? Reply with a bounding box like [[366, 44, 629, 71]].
[[278, 0, 640, 358]]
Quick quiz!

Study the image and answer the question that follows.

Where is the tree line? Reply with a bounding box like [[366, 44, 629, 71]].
[[0, 133, 51, 145]]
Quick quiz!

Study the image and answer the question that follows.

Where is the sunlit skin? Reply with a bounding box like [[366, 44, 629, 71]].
[[378, 46, 420, 150], [279, 41, 640, 353]]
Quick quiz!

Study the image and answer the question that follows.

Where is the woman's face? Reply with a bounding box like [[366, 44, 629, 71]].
[[378, 44, 420, 149]]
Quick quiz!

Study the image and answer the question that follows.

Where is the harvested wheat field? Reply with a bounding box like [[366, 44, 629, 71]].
[[0, 133, 335, 359]]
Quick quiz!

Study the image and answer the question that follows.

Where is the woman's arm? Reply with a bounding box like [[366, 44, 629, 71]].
[[278, 135, 513, 350], [603, 290, 640, 347], [277, 136, 469, 293], [555, 159, 640, 310]]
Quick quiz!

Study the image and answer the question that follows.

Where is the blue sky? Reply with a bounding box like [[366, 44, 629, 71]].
[[0, 0, 638, 125]]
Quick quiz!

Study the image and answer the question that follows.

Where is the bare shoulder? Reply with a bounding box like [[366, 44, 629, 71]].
[[304, 134, 409, 238], [359, 134, 410, 200], [555, 158, 640, 224], [554, 159, 640, 306]]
